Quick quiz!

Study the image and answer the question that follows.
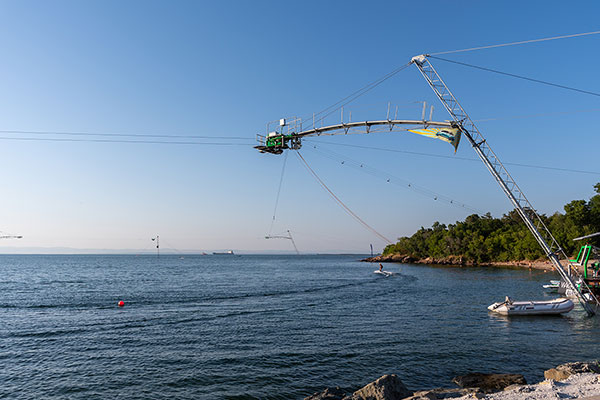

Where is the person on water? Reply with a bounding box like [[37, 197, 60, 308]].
[[379, 263, 383, 272]]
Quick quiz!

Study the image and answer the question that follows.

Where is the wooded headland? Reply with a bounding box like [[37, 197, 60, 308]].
[[376, 183, 600, 265]]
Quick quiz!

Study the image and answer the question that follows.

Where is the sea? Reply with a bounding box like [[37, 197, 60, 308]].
[[2, 254, 599, 399]]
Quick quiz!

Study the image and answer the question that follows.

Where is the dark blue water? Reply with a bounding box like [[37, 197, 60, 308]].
[[1, 255, 599, 399]]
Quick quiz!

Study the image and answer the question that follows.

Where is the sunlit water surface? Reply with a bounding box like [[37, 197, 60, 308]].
[[1, 254, 599, 399]]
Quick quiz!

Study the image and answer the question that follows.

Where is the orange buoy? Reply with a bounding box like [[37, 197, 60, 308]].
[[118, 300, 125, 307]]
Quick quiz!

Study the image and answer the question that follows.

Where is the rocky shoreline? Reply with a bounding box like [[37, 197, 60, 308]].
[[362, 254, 555, 271], [305, 361, 600, 400]]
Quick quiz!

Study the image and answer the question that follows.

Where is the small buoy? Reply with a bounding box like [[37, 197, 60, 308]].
[[118, 300, 125, 307]]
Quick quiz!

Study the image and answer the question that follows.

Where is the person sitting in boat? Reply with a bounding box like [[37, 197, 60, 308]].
[[379, 263, 384, 272], [592, 262, 600, 277], [504, 296, 513, 304]]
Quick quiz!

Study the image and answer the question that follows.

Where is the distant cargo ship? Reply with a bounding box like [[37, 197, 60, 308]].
[[213, 250, 234, 255]]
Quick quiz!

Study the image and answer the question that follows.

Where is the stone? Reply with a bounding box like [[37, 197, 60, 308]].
[[544, 361, 600, 382], [502, 383, 529, 392], [543, 369, 571, 382], [305, 386, 347, 400], [402, 391, 437, 400], [345, 374, 412, 400], [452, 373, 526, 393], [405, 388, 482, 399]]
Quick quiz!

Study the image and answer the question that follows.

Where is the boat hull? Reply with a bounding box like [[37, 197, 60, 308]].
[[488, 298, 574, 316]]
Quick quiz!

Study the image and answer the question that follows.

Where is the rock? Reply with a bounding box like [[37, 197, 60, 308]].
[[452, 373, 526, 393], [345, 374, 412, 400], [543, 369, 571, 382], [405, 388, 482, 399], [502, 383, 528, 392], [305, 386, 347, 400], [361, 254, 416, 264], [544, 361, 600, 381], [403, 391, 437, 400]]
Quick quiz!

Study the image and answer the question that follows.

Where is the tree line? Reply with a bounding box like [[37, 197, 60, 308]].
[[383, 183, 600, 263]]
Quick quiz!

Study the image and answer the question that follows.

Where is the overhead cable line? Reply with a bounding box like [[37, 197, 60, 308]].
[[309, 145, 482, 213], [473, 107, 600, 122], [0, 136, 250, 146], [269, 151, 289, 235], [429, 55, 600, 98], [296, 151, 392, 244], [430, 30, 600, 55], [305, 139, 466, 161], [0, 129, 251, 140], [306, 140, 600, 176], [303, 63, 411, 123]]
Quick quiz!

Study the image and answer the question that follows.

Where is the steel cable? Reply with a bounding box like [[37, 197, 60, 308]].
[[296, 151, 392, 244]]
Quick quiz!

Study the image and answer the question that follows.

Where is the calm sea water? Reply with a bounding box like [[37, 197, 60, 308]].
[[1, 254, 599, 399]]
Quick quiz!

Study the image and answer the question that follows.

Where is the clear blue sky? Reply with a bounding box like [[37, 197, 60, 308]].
[[1, 1, 599, 253]]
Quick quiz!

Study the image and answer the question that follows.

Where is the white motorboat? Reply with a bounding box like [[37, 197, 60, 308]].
[[374, 270, 393, 277], [542, 280, 561, 290], [488, 296, 574, 315]]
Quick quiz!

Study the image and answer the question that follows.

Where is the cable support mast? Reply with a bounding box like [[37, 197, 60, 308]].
[[265, 230, 300, 255], [411, 54, 599, 316], [151, 235, 159, 258]]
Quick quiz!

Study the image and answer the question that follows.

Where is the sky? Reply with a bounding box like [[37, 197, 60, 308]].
[[0, 0, 600, 253]]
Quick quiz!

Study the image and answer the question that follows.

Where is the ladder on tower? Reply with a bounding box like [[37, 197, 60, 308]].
[[411, 54, 599, 316]]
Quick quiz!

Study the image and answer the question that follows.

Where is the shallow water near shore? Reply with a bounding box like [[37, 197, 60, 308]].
[[1, 254, 599, 399]]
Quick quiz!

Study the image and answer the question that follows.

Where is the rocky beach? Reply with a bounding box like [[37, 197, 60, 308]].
[[306, 361, 600, 400], [363, 254, 556, 271]]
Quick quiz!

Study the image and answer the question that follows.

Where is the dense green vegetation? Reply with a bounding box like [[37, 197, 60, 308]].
[[383, 183, 600, 263]]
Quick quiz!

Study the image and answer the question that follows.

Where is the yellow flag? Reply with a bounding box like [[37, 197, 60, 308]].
[[407, 127, 461, 152]]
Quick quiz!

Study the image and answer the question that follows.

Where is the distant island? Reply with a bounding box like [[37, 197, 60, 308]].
[[367, 183, 600, 266]]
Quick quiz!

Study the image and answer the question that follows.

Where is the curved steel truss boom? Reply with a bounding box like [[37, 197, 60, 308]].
[[255, 119, 453, 154]]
